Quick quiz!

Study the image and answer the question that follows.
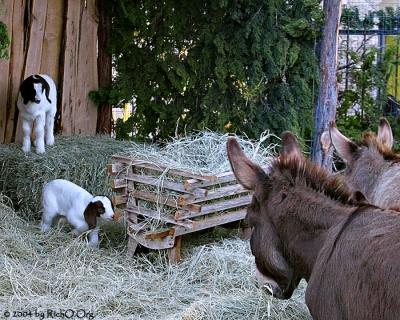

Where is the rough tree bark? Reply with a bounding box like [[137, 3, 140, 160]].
[[311, 0, 343, 170], [96, 0, 112, 134]]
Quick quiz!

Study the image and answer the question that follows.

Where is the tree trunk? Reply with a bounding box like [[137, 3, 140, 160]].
[[96, 0, 112, 134], [311, 0, 342, 170]]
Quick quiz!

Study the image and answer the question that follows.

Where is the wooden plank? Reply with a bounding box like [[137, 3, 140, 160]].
[[108, 163, 125, 175], [15, 0, 48, 142], [4, 0, 25, 143], [60, 0, 98, 135], [175, 195, 252, 220], [127, 224, 176, 249], [174, 209, 247, 237], [40, 0, 64, 82], [111, 156, 217, 182], [130, 189, 180, 208], [145, 229, 174, 240], [184, 165, 270, 190], [0, 0, 12, 142], [74, 0, 98, 134], [129, 189, 202, 213], [168, 236, 182, 264], [123, 172, 208, 196], [125, 205, 192, 228], [112, 195, 128, 205], [111, 178, 127, 189], [178, 184, 249, 205], [184, 171, 235, 190]]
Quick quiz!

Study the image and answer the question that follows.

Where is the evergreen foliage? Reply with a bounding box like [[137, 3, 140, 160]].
[[107, 0, 322, 141], [0, 21, 10, 59]]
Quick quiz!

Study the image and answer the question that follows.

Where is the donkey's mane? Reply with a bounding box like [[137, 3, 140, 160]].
[[358, 132, 400, 161], [271, 157, 355, 206]]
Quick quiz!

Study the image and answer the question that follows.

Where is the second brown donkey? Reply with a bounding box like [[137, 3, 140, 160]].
[[329, 118, 400, 210]]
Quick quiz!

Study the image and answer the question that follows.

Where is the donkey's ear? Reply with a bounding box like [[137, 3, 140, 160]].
[[377, 118, 393, 149], [227, 137, 267, 190], [329, 124, 358, 163], [349, 190, 368, 205], [280, 131, 304, 161]]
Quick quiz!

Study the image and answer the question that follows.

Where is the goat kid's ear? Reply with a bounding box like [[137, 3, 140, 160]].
[[280, 131, 304, 162], [329, 124, 358, 164], [377, 118, 393, 149], [227, 137, 267, 190], [92, 200, 105, 216]]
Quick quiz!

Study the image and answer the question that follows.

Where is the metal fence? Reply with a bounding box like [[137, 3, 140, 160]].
[[338, 4, 400, 116]]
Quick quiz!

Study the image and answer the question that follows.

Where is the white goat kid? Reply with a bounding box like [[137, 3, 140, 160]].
[[41, 179, 116, 247], [17, 74, 57, 154]]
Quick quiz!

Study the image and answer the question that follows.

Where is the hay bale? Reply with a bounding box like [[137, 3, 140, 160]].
[[0, 197, 311, 319], [0, 136, 133, 220]]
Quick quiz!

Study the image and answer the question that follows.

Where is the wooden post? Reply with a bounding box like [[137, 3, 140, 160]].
[[168, 236, 182, 264], [311, 0, 343, 170]]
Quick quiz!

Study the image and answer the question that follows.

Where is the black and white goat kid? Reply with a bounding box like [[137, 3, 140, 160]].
[[17, 74, 57, 154]]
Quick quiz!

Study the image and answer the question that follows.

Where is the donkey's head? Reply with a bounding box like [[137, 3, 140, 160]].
[[227, 132, 305, 299], [329, 118, 399, 199]]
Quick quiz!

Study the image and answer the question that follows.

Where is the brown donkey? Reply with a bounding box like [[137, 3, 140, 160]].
[[227, 132, 400, 320], [329, 118, 400, 210]]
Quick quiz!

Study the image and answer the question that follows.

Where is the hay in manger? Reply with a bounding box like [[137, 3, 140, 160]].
[[110, 131, 276, 262]]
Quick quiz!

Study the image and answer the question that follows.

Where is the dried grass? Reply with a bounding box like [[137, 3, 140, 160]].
[[0, 133, 311, 319], [0, 197, 310, 319]]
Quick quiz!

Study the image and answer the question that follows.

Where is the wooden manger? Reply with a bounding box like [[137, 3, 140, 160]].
[[108, 155, 259, 263]]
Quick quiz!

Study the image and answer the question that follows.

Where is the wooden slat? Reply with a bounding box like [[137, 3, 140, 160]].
[[108, 163, 125, 175], [4, 0, 25, 143], [111, 178, 127, 189], [40, 0, 64, 81], [127, 209, 247, 249], [15, 0, 48, 143], [131, 189, 180, 208], [184, 165, 270, 191], [111, 156, 217, 182], [127, 224, 176, 249], [124, 172, 208, 196], [129, 189, 202, 213], [0, 1, 12, 142], [178, 184, 249, 205], [112, 195, 128, 205], [175, 195, 252, 220], [184, 171, 235, 190], [125, 205, 192, 228], [60, 0, 98, 135], [174, 209, 247, 236]]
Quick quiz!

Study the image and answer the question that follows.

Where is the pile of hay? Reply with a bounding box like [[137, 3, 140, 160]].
[[0, 197, 311, 319], [0, 136, 132, 220], [118, 130, 276, 175], [0, 132, 311, 319]]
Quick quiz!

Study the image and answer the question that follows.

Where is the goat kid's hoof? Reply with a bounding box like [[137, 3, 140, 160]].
[[46, 137, 55, 146], [35, 147, 45, 154], [88, 243, 99, 249], [22, 145, 31, 153]]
